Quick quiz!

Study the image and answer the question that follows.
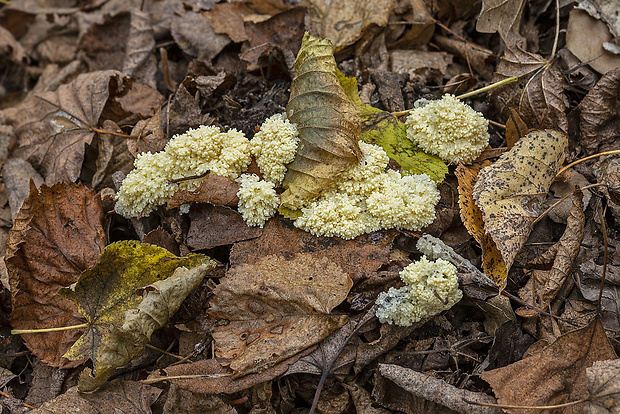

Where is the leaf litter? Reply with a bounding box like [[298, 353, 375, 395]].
[[1, 1, 619, 412]]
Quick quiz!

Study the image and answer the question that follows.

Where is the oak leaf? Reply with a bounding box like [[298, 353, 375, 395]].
[[7, 182, 105, 368], [473, 130, 567, 273], [208, 253, 352, 377], [59, 241, 215, 391], [281, 33, 362, 210]]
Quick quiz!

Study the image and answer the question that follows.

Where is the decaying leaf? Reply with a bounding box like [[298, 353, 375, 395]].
[[7, 182, 105, 368], [208, 253, 352, 377], [473, 130, 567, 273], [167, 174, 241, 210], [476, 0, 526, 43], [59, 241, 214, 391], [31, 380, 161, 414], [570, 68, 620, 155], [338, 71, 447, 182], [281, 33, 362, 210], [586, 358, 620, 414], [304, 0, 395, 51], [7, 70, 131, 185], [519, 187, 585, 310], [492, 43, 568, 132], [456, 163, 507, 287], [186, 205, 263, 251], [482, 319, 617, 414]]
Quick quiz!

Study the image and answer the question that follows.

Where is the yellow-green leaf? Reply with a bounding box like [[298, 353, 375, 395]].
[[281, 33, 362, 210], [336, 70, 447, 182], [59, 240, 215, 391]]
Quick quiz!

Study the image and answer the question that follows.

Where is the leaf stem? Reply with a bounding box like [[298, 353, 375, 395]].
[[392, 77, 518, 117], [12, 323, 88, 335], [556, 149, 620, 177]]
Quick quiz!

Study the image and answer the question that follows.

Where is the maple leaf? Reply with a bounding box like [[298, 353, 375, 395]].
[[59, 241, 215, 392]]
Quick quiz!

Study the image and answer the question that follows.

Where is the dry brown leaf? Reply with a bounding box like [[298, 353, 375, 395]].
[[433, 35, 495, 81], [31, 380, 161, 414], [303, 0, 394, 51], [78, 11, 157, 88], [0, 25, 27, 65], [186, 205, 263, 250], [229, 217, 396, 284], [129, 108, 168, 156], [473, 130, 567, 273], [493, 43, 568, 132], [91, 120, 135, 190], [6, 182, 105, 368], [208, 253, 352, 377], [390, 50, 452, 85], [6, 70, 130, 185], [167, 174, 241, 210], [282, 33, 362, 210], [482, 319, 617, 414], [456, 163, 507, 287], [162, 384, 237, 414], [204, 2, 254, 43], [519, 188, 585, 310], [566, 9, 620, 75], [241, 8, 307, 76], [170, 10, 230, 60], [586, 358, 620, 414], [476, 0, 525, 43], [570, 68, 620, 156], [504, 108, 529, 149]]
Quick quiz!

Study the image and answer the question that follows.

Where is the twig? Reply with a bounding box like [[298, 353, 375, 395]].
[[597, 205, 608, 312], [142, 373, 230, 385], [556, 150, 620, 177], [464, 397, 587, 410], [392, 77, 518, 117], [169, 170, 210, 184], [488, 120, 506, 129], [501, 291, 580, 326], [532, 183, 604, 225], [0, 391, 36, 410], [12, 323, 88, 335], [145, 343, 185, 361], [551, 0, 560, 59]]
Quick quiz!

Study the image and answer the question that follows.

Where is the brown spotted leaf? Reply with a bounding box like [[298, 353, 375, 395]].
[[208, 253, 352, 377], [473, 130, 567, 273], [7, 183, 105, 368], [456, 163, 507, 288], [281, 33, 361, 210]]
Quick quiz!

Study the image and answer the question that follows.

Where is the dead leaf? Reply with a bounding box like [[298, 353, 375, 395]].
[[390, 50, 452, 84], [59, 241, 214, 391], [303, 0, 395, 52], [0, 26, 27, 65], [208, 253, 352, 377], [519, 187, 585, 310], [241, 7, 307, 77], [281, 33, 362, 210], [482, 319, 617, 414], [504, 108, 528, 149], [473, 130, 567, 273], [167, 174, 240, 210], [170, 10, 230, 60], [586, 358, 620, 414], [129, 108, 168, 156], [378, 364, 501, 414], [456, 163, 507, 287], [476, 0, 526, 43], [25, 359, 67, 407], [91, 120, 135, 190], [546, 169, 591, 224], [566, 9, 620, 75], [162, 384, 237, 414], [7, 70, 130, 185], [31, 380, 161, 414], [1, 159, 44, 221], [388, 0, 434, 49], [143, 227, 180, 256], [492, 43, 568, 132], [6, 182, 105, 368], [229, 217, 396, 284], [570, 68, 620, 156], [434, 35, 495, 81], [186, 205, 262, 250], [78, 11, 157, 88], [204, 2, 254, 43]]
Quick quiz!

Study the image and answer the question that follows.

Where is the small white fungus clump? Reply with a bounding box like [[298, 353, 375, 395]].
[[250, 113, 300, 185], [375, 257, 462, 326], [236, 174, 280, 227], [405, 94, 489, 164], [115, 126, 251, 218], [294, 142, 440, 239]]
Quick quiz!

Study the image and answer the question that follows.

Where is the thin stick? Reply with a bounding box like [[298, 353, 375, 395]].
[[145, 343, 185, 361], [464, 397, 587, 410], [392, 77, 518, 117], [142, 373, 230, 385], [90, 126, 133, 138], [12, 323, 88, 335], [488, 120, 506, 129], [556, 150, 620, 177], [0, 390, 37, 410], [532, 183, 604, 225], [550, 0, 560, 58], [597, 205, 608, 312]]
